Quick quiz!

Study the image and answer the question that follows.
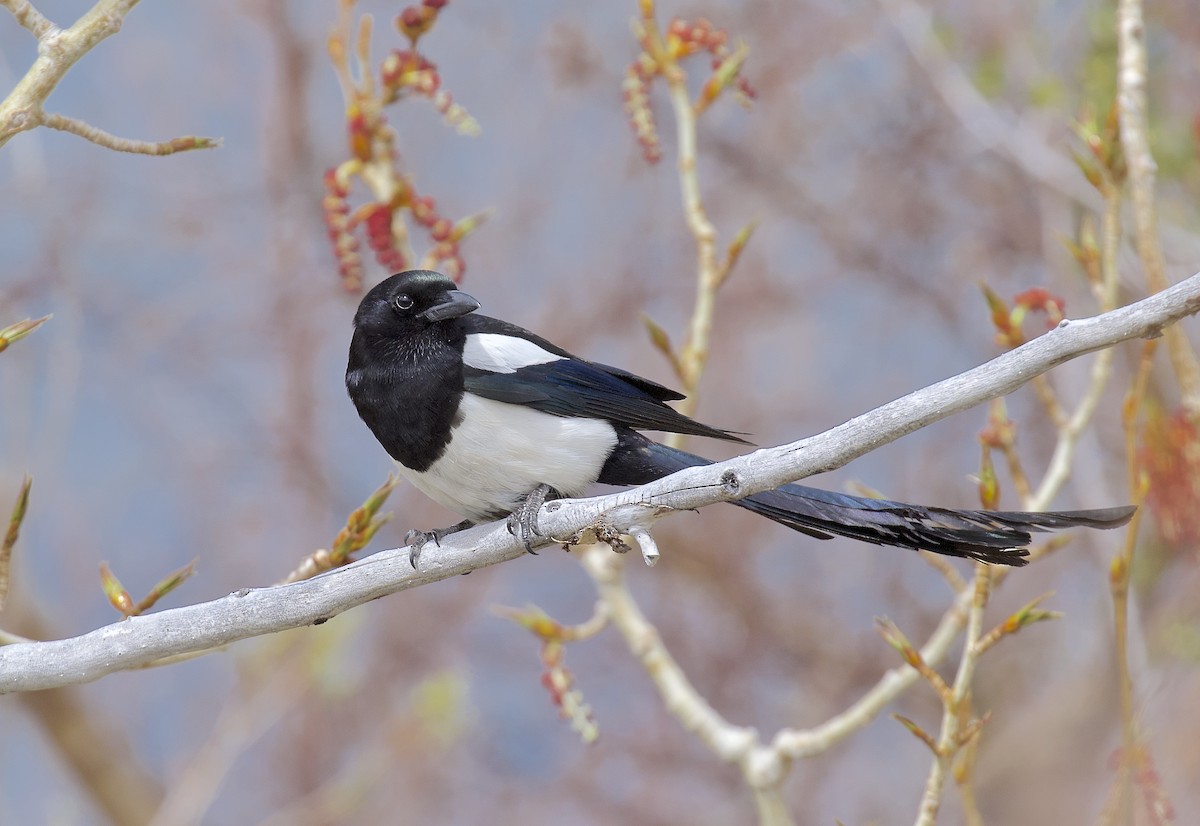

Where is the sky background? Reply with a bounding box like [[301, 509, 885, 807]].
[[2, 0, 1199, 824]]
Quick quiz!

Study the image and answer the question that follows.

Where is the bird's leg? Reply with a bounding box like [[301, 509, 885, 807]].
[[507, 484, 560, 554], [404, 519, 474, 569]]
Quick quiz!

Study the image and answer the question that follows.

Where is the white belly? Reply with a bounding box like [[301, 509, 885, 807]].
[[399, 393, 618, 522]]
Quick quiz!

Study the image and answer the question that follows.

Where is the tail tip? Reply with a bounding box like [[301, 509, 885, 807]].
[[970, 547, 1031, 567]]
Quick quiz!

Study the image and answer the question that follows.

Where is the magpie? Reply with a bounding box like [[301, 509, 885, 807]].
[[346, 270, 1134, 568]]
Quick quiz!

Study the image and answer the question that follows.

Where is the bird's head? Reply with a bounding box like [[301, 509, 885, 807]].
[[353, 270, 481, 335]]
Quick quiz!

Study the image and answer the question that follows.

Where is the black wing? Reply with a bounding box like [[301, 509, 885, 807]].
[[459, 314, 686, 401], [459, 315, 747, 443]]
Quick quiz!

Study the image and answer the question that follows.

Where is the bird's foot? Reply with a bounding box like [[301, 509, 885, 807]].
[[507, 484, 560, 554], [404, 519, 474, 569]]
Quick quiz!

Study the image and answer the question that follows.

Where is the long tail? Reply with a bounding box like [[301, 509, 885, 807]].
[[599, 433, 1135, 566]]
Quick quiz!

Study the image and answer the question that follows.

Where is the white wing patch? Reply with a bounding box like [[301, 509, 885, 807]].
[[397, 393, 616, 522], [463, 333, 563, 374]]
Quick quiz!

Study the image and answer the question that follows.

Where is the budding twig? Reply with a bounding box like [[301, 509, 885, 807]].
[[0, 476, 33, 611]]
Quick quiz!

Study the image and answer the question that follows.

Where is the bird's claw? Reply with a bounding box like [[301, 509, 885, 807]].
[[404, 520, 473, 569], [507, 484, 559, 554], [404, 529, 434, 569]]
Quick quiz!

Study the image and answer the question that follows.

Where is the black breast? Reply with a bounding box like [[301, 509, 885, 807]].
[[346, 325, 466, 472]]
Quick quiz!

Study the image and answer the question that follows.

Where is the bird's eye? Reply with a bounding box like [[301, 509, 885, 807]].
[[393, 294, 414, 311]]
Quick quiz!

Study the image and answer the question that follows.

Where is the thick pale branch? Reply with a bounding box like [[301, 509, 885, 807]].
[[2, 273, 1199, 693]]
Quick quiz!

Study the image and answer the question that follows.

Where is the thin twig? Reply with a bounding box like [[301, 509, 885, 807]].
[[252, 714, 401, 826], [1108, 7, 1184, 818], [147, 651, 311, 826], [42, 112, 220, 155], [996, 439, 1033, 503], [1116, 0, 1200, 412], [0, 475, 32, 611], [1105, 340, 1156, 824], [665, 71, 719, 417], [581, 547, 758, 760], [876, 0, 1099, 210], [1030, 168, 1123, 510], [919, 550, 969, 595], [876, 617, 954, 705], [770, 583, 971, 758], [914, 565, 992, 825], [879, 0, 1200, 278], [972, 592, 1062, 658], [580, 545, 796, 822], [1030, 375, 1068, 429]]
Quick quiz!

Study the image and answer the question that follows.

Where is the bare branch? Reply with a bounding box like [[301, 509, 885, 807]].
[[0, 0, 218, 153], [666, 70, 720, 408], [770, 582, 971, 759], [6, 601, 165, 825], [1, 0, 140, 146], [876, 0, 1099, 209], [1029, 179, 1123, 508], [42, 112, 220, 155], [915, 564, 992, 825], [1116, 0, 1200, 411], [878, 0, 1200, 269], [1, 273, 1199, 693], [580, 545, 758, 757], [876, 616, 954, 706], [147, 654, 310, 826]]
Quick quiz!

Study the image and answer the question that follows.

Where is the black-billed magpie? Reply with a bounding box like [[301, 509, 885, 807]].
[[346, 270, 1134, 567]]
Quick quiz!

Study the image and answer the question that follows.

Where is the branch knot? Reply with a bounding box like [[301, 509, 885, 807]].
[[720, 468, 742, 497]]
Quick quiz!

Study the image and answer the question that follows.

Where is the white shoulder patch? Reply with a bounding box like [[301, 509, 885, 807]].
[[463, 333, 563, 374]]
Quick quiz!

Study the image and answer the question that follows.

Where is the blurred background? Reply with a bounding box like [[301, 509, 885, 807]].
[[2, 0, 1199, 823]]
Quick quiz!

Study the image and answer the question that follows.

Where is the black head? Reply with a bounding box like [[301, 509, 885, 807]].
[[353, 270, 480, 335]]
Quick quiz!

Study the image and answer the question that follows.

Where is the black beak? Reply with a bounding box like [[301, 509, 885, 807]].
[[421, 290, 480, 322]]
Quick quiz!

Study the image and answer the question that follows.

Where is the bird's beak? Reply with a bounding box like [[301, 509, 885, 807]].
[[421, 290, 480, 322]]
